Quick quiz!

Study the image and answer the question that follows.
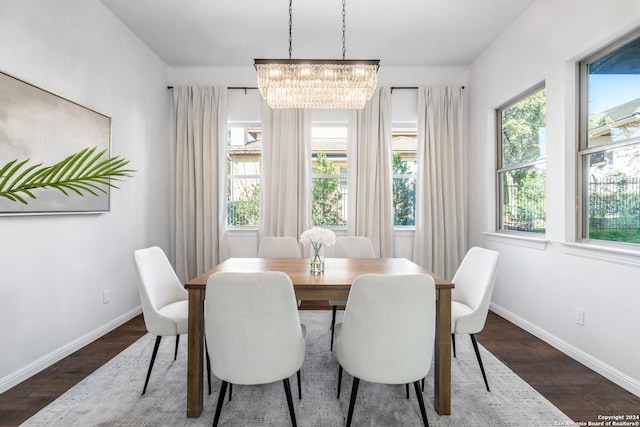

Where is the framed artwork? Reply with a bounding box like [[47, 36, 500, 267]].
[[0, 70, 112, 215]]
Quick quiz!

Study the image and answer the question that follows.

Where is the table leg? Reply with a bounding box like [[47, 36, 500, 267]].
[[434, 288, 451, 415], [187, 288, 204, 418]]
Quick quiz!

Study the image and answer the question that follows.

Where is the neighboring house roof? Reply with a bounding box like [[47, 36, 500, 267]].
[[228, 139, 262, 155], [590, 97, 640, 138], [605, 97, 640, 121], [312, 139, 346, 155]]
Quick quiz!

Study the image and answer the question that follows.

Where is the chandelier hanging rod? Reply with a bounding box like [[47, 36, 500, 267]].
[[253, 0, 378, 68], [254, 0, 378, 68]]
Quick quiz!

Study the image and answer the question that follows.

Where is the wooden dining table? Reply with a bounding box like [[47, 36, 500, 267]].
[[184, 257, 454, 418]]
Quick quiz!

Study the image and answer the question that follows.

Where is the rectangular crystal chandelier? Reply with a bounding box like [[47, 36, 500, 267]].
[[255, 59, 380, 109], [254, 0, 379, 109], [254, 59, 379, 109]]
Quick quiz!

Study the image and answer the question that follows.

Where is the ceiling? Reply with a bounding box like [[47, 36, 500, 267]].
[[99, 0, 535, 68]]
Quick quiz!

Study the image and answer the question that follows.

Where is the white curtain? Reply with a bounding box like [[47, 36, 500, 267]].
[[348, 87, 394, 257], [260, 100, 311, 239], [173, 86, 228, 282], [413, 86, 466, 279]]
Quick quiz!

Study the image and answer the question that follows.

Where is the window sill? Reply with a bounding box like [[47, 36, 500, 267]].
[[482, 231, 549, 250], [226, 227, 258, 235], [393, 226, 416, 234], [561, 241, 640, 268]]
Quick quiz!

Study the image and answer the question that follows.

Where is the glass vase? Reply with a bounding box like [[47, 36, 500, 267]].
[[310, 242, 325, 273]]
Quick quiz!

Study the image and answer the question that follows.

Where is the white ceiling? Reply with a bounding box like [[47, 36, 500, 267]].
[[99, 0, 535, 67]]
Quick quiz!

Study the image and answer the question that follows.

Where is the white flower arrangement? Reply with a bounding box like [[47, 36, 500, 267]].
[[300, 228, 335, 273], [299, 227, 336, 247]]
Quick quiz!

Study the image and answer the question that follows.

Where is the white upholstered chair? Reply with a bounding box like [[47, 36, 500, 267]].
[[258, 236, 303, 307], [328, 236, 375, 350], [133, 246, 210, 395], [257, 236, 301, 258], [205, 271, 306, 427], [336, 273, 436, 427], [451, 246, 500, 392]]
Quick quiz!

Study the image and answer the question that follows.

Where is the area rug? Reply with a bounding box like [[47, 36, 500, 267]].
[[21, 311, 573, 426]]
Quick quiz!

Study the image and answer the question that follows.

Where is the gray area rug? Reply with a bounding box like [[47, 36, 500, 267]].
[[22, 311, 573, 426]]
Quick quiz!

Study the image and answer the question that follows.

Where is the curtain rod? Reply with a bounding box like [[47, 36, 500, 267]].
[[167, 86, 258, 93], [390, 86, 465, 93], [167, 86, 465, 93]]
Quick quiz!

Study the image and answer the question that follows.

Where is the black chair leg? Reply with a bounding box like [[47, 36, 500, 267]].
[[406, 383, 409, 399], [229, 384, 233, 402], [205, 339, 212, 395], [330, 305, 337, 351], [413, 381, 430, 427], [283, 378, 298, 427], [174, 335, 180, 360], [452, 333, 456, 358], [297, 370, 302, 399], [142, 335, 162, 395], [346, 377, 360, 427], [212, 381, 228, 427], [337, 365, 343, 398], [421, 377, 425, 392], [470, 334, 490, 391]]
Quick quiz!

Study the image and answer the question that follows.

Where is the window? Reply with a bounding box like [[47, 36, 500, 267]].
[[311, 125, 348, 226], [579, 33, 640, 244], [392, 128, 417, 226], [497, 85, 547, 233], [227, 122, 420, 229], [227, 125, 261, 227]]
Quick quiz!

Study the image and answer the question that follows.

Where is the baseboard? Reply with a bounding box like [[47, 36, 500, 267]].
[[490, 303, 640, 398], [0, 306, 142, 394]]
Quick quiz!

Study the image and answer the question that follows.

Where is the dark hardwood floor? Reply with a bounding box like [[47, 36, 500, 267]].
[[0, 316, 147, 427], [1, 305, 639, 426], [476, 311, 640, 423]]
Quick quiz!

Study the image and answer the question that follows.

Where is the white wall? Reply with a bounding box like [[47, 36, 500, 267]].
[[467, 0, 640, 395], [0, 0, 172, 392], [170, 65, 468, 258]]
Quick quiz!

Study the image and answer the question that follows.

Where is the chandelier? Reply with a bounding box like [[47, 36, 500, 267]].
[[254, 0, 379, 109]]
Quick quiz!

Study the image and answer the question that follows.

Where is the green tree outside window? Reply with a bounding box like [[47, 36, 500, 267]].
[[312, 152, 345, 226]]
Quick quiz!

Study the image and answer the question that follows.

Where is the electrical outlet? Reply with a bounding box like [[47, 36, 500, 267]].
[[575, 307, 584, 326], [103, 289, 110, 304]]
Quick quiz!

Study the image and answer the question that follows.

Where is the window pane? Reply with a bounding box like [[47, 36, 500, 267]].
[[500, 164, 546, 233], [311, 126, 348, 227], [227, 126, 261, 227], [580, 33, 640, 243], [583, 145, 640, 243], [587, 36, 640, 148], [497, 86, 546, 233], [393, 176, 415, 226], [311, 176, 347, 226], [392, 130, 417, 226], [227, 177, 260, 226], [501, 88, 546, 167]]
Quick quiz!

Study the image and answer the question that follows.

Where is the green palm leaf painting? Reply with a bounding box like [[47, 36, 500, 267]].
[[0, 147, 135, 204]]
